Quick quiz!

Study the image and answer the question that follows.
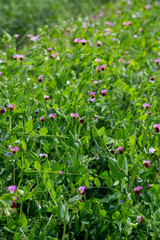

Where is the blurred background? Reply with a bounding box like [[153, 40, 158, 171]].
[[0, 0, 108, 37]]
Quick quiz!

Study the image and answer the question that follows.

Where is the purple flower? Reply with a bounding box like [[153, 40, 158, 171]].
[[59, 171, 64, 175], [48, 48, 52, 52], [149, 147, 155, 154], [8, 185, 17, 193], [117, 146, 124, 154], [38, 75, 43, 82], [143, 160, 150, 168], [39, 153, 48, 159], [8, 145, 19, 154], [116, 10, 121, 14], [19, 55, 24, 61], [44, 95, 50, 100], [81, 39, 87, 46], [90, 92, 95, 97], [154, 124, 160, 133], [143, 103, 149, 109], [100, 64, 106, 71], [70, 113, 79, 119], [109, 149, 115, 154], [29, 65, 33, 70], [97, 40, 102, 46], [101, 89, 107, 96], [154, 59, 160, 65], [49, 113, 56, 119], [40, 116, 45, 122], [0, 106, 6, 114], [79, 186, 86, 197], [80, 117, 85, 124], [134, 186, 142, 195], [50, 53, 55, 58], [105, 21, 114, 26], [137, 216, 142, 223], [8, 104, 15, 111], [14, 34, 19, 39], [74, 38, 81, 44]]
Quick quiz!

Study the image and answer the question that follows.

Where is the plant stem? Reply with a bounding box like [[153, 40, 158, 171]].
[[62, 223, 66, 240]]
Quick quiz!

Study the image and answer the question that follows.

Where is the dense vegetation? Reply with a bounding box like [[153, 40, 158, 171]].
[[0, 0, 160, 239]]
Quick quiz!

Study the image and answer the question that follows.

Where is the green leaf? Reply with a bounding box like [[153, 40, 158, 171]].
[[112, 211, 120, 220], [94, 177, 101, 187], [25, 119, 33, 133], [109, 158, 126, 180], [39, 128, 48, 136], [98, 127, 105, 136], [105, 177, 113, 187], [13, 233, 20, 240], [21, 140, 27, 151], [34, 161, 41, 171], [17, 213, 27, 228]]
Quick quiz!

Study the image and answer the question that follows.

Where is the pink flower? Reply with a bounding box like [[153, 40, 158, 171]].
[[44, 95, 49, 100], [48, 48, 52, 52], [143, 103, 149, 109], [14, 34, 19, 39], [105, 21, 114, 26], [68, 54, 72, 58], [143, 160, 150, 168], [97, 66, 102, 73], [116, 10, 121, 14], [8, 104, 15, 111], [80, 117, 85, 124], [27, 34, 32, 38], [125, 51, 129, 55], [81, 39, 87, 45], [50, 53, 55, 58], [59, 171, 64, 175], [19, 55, 24, 61], [144, 5, 151, 9], [8, 45, 11, 49], [154, 59, 160, 65], [40, 116, 45, 122], [70, 113, 79, 119], [13, 55, 18, 60], [30, 35, 39, 42], [74, 38, 81, 44], [117, 146, 124, 154], [90, 92, 95, 97], [154, 124, 160, 133], [150, 76, 155, 81], [110, 149, 115, 154], [0, 106, 6, 114], [98, 13, 103, 18], [148, 111, 152, 115], [49, 113, 56, 119], [137, 216, 142, 223], [40, 153, 48, 158], [101, 89, 107, 96], [101, 64, 106, 71], [8, 185, 17, 193], [94, 81, 97, 84], [123, 22, 131, 26], [134, 186, 142, 195], [79, 186, 86, 197], [29, 65, 33, 70], [8, 145, 19, 154], [38, 75, 43, 82], [118, 59, 124, 62], [97, 40, 102, 46]]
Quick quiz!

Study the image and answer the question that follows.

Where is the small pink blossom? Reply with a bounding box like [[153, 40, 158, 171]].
[[117, 146, 124, 154], [98, 13, 103, 18], [14, 34, 19, 39], [148, 111, 152, 115], [44, 95, 49, 100], [154, 59, 160, 64], [40, 116, 45, 122], [144, 5, 151, 9], [50, 53, 55, 58], [143, 103, 149, 109], [81, 39, 87, 45], [70, 113, 79, 119], [90, 92, 95, 97], [19, 55, 24, 61], [38, 75, 43, 82], [125, 51, 128, 55], [154, 124, 160, 133], [40, 153, 48, 158], [49, 113, 56, 119], [48, 48, 52, 52], [116, 10, 121, 14], [27, 34, 32, 38], [143, 160, 150, 168], [29, 65, 33, 70], [97, 40, 102, 46], [101, 64, 106, 71], [59, 171, 64, 175], [8, 145, 19, 154], [101, 89, 107, 96], [0, 106, 6, 114], [79, 186, 86, 197], [94, 81, 97, 84], [105, 21, 114, 26], [74, 38, 81, 44], [134, 186, 142, 195], [118, 59, 124, 62], [13, 55, 18, 60], [137, 216, 142, 223], [8, 104, 15, 111], [8, 185, 17, 193]]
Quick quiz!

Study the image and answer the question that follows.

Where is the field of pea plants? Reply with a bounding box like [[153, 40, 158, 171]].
[[0, 0, 160, 239]]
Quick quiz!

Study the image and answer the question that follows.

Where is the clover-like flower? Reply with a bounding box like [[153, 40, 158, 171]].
[[49, 113, 56, 119], [101, 89, 107, 96], [134, 186, 142, 195], [40, 116, 45, 122], [50, 53, 55, 58], [38, 75, 43, 82], [8, 104, 15, 111], [149, 147, 155, 154], [117, 146, 124, 154], [48, 48, 52, 52], [97, 40, 102, 47], [39, 153, 48, 159], [74, 38, 81, 44], [143, 160, 150, 168], [79, 186, 86, 197], [44, 95, 49, 100], [137, 216, 142, 223], [0, 106, 6, 114], [154, 124, 160, 133], [81, 39, 87, 45], [70, 113, 79, 119], [19, 55, 24, 61], [8, 185, 17, 193], [154, 59, 160, 65], [143, 103, 149, 109], [8, 145, 19, 155]]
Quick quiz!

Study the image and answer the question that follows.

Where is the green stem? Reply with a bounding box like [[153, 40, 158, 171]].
[[129, 165, 137, 192], [9, 112, 11, 131], [62, 223, 66, 240]]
